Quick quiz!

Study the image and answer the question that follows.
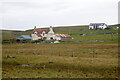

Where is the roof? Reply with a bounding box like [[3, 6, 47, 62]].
[[17, 35, 32, 40], [33, 29, 49, 34], [90, 23, 107, 26], [90, 23, 106, 24], [55, 34, 71, 37], [20, 35, 31, 39], [36, 34, 42, 37]]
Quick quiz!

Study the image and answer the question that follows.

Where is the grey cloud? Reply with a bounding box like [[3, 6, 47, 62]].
[[1, 0, 119, 30], [2, 1, 72, 14]]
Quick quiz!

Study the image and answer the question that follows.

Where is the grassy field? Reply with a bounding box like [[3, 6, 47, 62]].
[[1, 24, 119, 78], [2, 43, 118, 78]]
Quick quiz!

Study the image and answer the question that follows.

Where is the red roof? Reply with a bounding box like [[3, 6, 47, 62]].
[[55, 34, 71, 37], [33, 29, 49, 34], [37, 34, 42, 37]]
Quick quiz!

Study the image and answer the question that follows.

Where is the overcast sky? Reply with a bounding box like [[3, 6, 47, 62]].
[[0, 0, 119, 30]]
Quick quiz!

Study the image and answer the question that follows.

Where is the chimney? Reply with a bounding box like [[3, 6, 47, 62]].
[[48, 26, 54, 34], [33, 26, 36, 33], [34, 26, 36, 29]]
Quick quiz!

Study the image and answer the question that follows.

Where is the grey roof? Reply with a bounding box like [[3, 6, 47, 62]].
[[16, 35, 32, 40], [90, 23, 107, 26]]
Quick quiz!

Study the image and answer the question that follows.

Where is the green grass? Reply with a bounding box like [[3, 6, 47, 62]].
[[55, 28, 118, 44], [72, 34, 118, 43], [2, 27, 118, 44], [1, 24, 118, 40], [2, 44, 118, 78]]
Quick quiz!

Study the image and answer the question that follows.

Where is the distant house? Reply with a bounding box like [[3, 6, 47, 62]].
[[89, 23, 108, 30], [16, 35, 32, 41], [31, 26, 72, 41]]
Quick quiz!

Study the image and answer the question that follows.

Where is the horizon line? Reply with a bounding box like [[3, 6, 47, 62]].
[[0, 23, 119, 31]]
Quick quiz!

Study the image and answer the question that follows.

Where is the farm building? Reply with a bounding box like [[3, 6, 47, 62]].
[[89, 23, 108, 30], [31, 26, 72, 41], [55, 34, 72, 39], [16, 35, 32, 42]]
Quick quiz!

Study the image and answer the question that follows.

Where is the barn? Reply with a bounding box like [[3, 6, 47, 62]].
[[89, 23, 108, 30]]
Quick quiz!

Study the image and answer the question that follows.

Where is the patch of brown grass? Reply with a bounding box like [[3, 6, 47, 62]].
[[2, 43, 118, 78]]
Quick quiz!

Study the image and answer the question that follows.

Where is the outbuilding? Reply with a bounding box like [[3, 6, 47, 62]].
[[16, 35, 32, 42]]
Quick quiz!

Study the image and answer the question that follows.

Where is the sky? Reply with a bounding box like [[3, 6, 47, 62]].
[[0, 0, 119, 30]]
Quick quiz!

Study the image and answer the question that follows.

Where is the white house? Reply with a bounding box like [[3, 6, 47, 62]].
[[31, 26, 72, 41], [31, 26, 49, 40], [89, 23, 108, 30], [45, 26, 61, 40]]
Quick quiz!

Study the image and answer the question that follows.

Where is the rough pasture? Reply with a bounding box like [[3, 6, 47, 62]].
[[2, 43, 118, 78]]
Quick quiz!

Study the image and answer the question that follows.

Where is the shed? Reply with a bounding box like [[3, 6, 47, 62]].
[[16, 35, 32, 41]]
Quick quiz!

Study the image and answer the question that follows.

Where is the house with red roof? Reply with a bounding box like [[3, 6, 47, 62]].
[[31, 26, 72, 41]]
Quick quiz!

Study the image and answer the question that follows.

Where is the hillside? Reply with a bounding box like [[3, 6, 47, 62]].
[[1, 25, 88, 39], [1, 24, 119, 44]]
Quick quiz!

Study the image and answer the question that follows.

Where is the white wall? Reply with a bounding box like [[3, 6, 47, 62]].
[[31, 34, 41, 40], [89, 25, 108, 29], [89, 26, 94, 29], [46, 34, 61, 40]]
